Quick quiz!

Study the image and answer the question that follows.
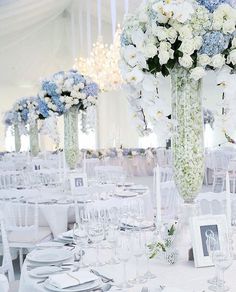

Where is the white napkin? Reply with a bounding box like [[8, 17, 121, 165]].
[[48, 270, 98, 289], [62, 230, 73, 238]]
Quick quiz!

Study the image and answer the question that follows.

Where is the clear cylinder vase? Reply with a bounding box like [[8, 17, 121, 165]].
[[171, 67, 204, 203], [14, 124, 21, 152], [29, 121, 39, 157], [64, 106, 78, 169]]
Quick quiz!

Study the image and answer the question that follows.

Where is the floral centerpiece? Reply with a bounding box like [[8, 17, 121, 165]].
[[120, 0, 236, 202], [39, 70, 99, 169], [3, 110, 21, 152]]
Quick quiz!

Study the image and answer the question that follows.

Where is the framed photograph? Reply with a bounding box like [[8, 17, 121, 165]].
[[190, 215, 228, 268], [69, 173, 88, 194]]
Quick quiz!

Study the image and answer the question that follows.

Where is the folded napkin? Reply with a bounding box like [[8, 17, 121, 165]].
[[62, 230, 73, 238], [48, 270, 98, 289]]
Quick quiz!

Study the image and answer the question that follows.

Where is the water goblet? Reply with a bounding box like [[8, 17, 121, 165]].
[[116, 231, 133, 289], [73, 222, 88, 268], [88, 221, 104, 266]]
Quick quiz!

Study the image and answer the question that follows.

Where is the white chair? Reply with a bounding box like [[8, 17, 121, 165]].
[[0, 275, 9, 292], [195, 192, 227, 216], [211, 151, 230, 192], [0, 212, 14, 282], [94, 165, 126, 184], [160, 181, 183, 222], [2, 200, 52, 269]]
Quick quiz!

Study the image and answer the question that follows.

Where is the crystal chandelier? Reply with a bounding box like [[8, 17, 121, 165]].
[[75, 26, 123, 92]]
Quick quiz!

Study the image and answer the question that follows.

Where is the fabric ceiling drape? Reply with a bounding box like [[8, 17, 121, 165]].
[[0, 0, 71, 51]]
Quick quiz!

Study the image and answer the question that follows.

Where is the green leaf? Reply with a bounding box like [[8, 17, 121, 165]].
[[161, 66, 169, 77], [168, 224, 176, 236], [166, 59, 175, 69]]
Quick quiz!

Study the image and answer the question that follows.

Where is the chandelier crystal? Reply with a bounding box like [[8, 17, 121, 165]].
[[75, 26, 123, 92]]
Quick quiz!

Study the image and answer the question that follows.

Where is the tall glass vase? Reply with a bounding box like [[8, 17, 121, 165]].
[[64, 106, 78, 169], [29, 121, 39, 157], [171, 67, 204, 203], [14, 124, 21, 152]]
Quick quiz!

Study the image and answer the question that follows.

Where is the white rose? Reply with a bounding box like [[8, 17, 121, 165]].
[[178, 25, 193, 40], [167, 27, 177, 44], [228, 49, 236, 65], [193, 36, 202, 50], [211, 54, 225, 68], [159, 50, 170, 65], [232, 37, 236, 48], [159, 41, 171, 51], [223, 20, 235, 34], [60, 96, 65, 102], [198, 54, 211, 66], [179, 55, 193, 68], [179, 40, 195, 55], [51, 105, 57, 111], [212, 17, 224, 30], [155, 26, 168, 41], [142, 43, 157, 58], [190, 67, 206, 81]]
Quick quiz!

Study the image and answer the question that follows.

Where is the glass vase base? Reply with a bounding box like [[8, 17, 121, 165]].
[[143, 271, 156, 279], [208, 285, 229, 292]]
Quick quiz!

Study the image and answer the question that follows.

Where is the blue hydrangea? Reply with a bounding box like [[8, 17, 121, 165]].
[[197, 0, 230, 12], [51, 95, 65, 114], [199, 31, 231, 56], [120, 32, 130, 47], [38, 98, 49, 118], [4, 111, 17, 126], [42, 80, 58, 96], [82, 83, 99, 97], [67, 71, 85, 85]]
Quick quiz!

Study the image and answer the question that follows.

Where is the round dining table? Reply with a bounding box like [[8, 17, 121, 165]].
[[18, 234, 236, 292]]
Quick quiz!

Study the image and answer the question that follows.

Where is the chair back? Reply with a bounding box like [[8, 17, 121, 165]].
[[195, 192, 227, 215], [0, 212, 14, 282], [94, 165, 125, 184]]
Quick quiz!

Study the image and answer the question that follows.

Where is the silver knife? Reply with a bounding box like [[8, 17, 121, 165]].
[[90, 269, 114, 282]]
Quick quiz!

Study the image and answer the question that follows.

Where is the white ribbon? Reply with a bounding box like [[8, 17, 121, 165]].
[[97, 0, 102, 36], [124, 0, 129, 14], [110, 0, 117, 40], [86, 0, 92, 53]]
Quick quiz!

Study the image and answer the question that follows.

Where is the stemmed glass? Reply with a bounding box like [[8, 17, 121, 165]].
[[143, 230, 156, 280], [116, 231, 133, 289], [206, 230, 220, 291], [213, 246, 233, 292], [88, 212, 104, 266], [130, 230, 147, 285], [73, 222, 88, 268], [107, 207, 120, 264]]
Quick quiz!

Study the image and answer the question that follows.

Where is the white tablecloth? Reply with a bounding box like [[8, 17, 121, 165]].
[[0, 188, 153, 237], [18, 243, 236, 292]]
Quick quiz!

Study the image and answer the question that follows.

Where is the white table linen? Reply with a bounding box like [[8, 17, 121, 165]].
[[0, 188, 152, 237], [18, 245, 236, 292]]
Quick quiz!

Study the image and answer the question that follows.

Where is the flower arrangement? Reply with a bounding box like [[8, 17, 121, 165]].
[[39, 69, 99, 115], [148, 222, 178, 264], [120, 0, 236, 136], [3, 111, 18, 127]]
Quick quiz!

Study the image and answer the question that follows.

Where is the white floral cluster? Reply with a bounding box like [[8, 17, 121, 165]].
[[120, 0, 236, 136], [214, 65, 236, 138], [38, 70, 99, 115]]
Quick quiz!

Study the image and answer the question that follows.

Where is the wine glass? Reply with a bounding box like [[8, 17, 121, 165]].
[[130, 230, 146, 285], [213, 247, 233, 292], [88, 220, 104, 266], [116, 231, 133, 289], [73, 222, 88, 267], [143, 230, 156, 280], [206, 230, 220, 291]]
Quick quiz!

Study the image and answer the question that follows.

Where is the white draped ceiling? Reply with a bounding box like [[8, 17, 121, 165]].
[[0, 0, 228, 151]]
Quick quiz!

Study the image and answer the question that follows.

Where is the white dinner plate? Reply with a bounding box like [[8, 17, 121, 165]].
[[163, 288, 187, 292], [27, 248, 73, 264], [114, 191, 137, 198], [29, 266, 64, 279], [57, 235, 74, 243], [36, 242, 64, 249], [44, 278, 101, 292]]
